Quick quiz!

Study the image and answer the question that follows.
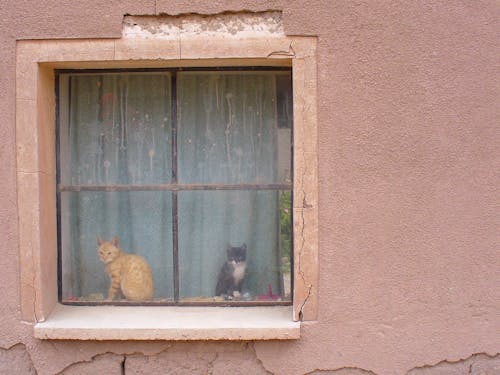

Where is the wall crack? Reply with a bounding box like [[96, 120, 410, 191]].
[[53, 352, 125, 375], [304, 367, 377, 375], [405, 352, 500, 374], [206, 352, 219, 375], [249, 342, 274, 375], [267, 42, 296, 58], [296, 141, 313, 320], [121, 356, 126, 375]]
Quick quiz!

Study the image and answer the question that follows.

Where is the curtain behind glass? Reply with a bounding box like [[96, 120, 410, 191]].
[[177, 72, 283, 298], [60, 73, 173, 300], [60, 71, 290, 302]]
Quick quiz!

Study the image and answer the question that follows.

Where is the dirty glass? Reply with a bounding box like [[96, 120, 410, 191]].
[[58, 69, 292, 305], [60, 191, 174, 301]]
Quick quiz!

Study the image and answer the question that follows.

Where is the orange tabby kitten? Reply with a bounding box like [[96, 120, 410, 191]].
[[97, 236, 154, 301]]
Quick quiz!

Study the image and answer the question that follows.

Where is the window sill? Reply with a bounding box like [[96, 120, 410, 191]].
[[34, 304, 300, 341]]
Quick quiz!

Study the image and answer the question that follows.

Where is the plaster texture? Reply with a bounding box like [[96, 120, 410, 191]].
[[0, 1, 499, 374], [0, 345, 36, 375]]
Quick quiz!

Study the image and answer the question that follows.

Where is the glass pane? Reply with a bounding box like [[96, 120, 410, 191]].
[[60, 191, 174, 302], [276, 74, 293, 129], [177, 190, 292, 302], [177, 72, 292, 185], [59, 73, 172, 185]]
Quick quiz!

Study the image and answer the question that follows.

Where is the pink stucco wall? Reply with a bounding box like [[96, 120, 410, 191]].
[[1, 1, 498, 374]]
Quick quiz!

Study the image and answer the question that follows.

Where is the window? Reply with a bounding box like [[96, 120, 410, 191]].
[[16, 13, 317, 339], [57, 68, 293, 306]]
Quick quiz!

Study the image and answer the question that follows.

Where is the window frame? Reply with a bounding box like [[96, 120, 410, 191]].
[[15, 28, 318, 339], [55, 66, 294, 307]]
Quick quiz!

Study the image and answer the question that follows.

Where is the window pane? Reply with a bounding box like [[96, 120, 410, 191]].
[[60, 191, 174, 302], [59, 73, 172, 185], [276, 74, 293, 129], [177, 190, 291, 302], [177, 72, 292, 185], [57, 68, 293, 306]]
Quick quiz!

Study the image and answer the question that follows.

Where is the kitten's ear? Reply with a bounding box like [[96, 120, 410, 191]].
[[242, 243, 247, 251], [97, 236, 103, 246], [111, 236, 120, 247]]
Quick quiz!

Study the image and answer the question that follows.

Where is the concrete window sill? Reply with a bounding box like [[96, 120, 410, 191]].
[[34, 304, 300, 341]]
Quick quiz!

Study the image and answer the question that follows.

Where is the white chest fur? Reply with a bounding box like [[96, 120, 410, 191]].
[[232, 261, 246, 283]]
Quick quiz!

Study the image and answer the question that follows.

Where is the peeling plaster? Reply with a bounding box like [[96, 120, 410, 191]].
[[3, 341, 497, 375], [123, 11, 284, 40], [23, 341, 173, 375]]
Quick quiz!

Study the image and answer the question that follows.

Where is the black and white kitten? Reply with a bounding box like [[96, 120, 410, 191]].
[[215, 244, 247, 298]]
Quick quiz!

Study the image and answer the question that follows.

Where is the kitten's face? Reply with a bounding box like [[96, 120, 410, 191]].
[[227, 244, 246, 264], [98, 241, 120, 264]]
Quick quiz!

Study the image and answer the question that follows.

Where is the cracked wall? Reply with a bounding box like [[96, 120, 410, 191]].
[[2, 344, 498, 375], [1, 1, 499, 374]]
